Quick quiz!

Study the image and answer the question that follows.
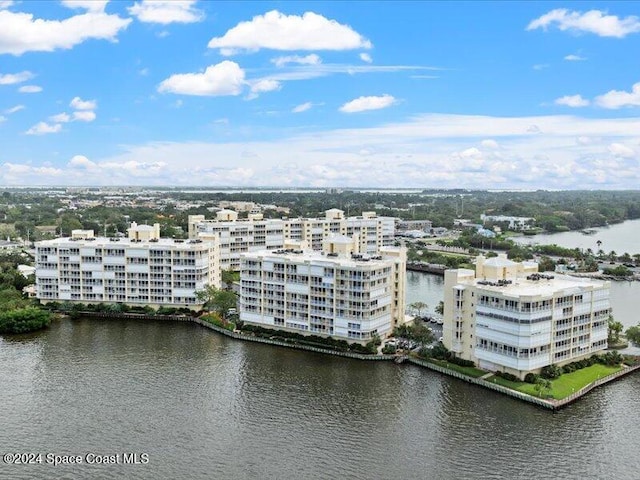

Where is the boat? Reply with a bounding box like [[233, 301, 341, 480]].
[[581, 229, 597, 235]]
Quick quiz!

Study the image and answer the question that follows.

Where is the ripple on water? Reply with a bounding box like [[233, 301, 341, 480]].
[[1, 319, 639, 480]]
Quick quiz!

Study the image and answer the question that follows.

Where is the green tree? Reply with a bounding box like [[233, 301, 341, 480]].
[[221, 269, 239, 290], [625, 325, 640, 347], [534, 377, 552, 398], [608, 317, 624, 344], [196, 285, 237, 319], [537, 256, 556, 272], [410, 301, 428, 317], [435, 301, 444, 316]]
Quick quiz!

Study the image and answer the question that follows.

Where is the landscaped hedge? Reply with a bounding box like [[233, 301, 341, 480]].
[[240, 324, 379, 353], [495, 371, 519, 382], [201, 313, 235, 331]]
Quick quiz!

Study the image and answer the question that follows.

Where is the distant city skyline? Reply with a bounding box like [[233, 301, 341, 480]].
[[1, 1, 639, 188]]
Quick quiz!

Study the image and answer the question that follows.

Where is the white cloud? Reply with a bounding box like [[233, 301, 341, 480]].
[[247, 79, 281, 99], [0, 1, 13, 9], [608, 143, 635, 158], [0, 8, 131, 55], [555, 94, 590, 107], [8, 113, 640, 188], [533, 64, 549, 71], [68, 155, 97, 169], [564, 54, 586, 61], [18, 85, 42, 93], [271, 54, 321, 67], [481, 139, 499, 149], [208, 10, 372, 55], [339, 94, 397, 113], [527, 9, 640, 38], [595, 82, 640, 109], [0, 70, 34, 85], [70, 96, 96, 110], [0, 115, 5, 122], [25, 121, 62, 135], [158, 61, 246, 96], [73, 110, 96, 122], [292, 102, 313, 113], [50, 112, 71, 123], [4, 104, 23, 114], [128, 0, 204, 25], [61, 1, 109, 12], [359, 52, 372, 63]]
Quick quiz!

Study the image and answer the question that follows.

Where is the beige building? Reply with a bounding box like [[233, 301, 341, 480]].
[[188, 208, 395, 271], [35, 223, 220, 308], [239, 235, 406, 343], [443, 254, 610, 379]]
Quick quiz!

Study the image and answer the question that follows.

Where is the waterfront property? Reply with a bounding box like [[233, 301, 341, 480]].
[[188, 208, 395, 270], [239, 235, 406, 343], [35, 223, 220, 308], [443, 254, 610, 379]]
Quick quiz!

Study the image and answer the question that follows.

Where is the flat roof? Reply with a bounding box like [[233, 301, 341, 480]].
[[241, 249, 399, 268], [36, 237, 214, 249], [475, 274, 607, 297]]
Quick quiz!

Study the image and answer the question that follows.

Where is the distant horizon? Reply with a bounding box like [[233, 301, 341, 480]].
[[1, 1, 639, 188], [3, 186, 640, 193]]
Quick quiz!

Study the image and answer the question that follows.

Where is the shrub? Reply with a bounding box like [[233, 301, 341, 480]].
[[382, 345, 397, 355], [499, 371, 519, 382], [202, 313, 235, 331], [447, 356, 475, 367], [541, 364, 562, 380], [0, 307, 51, 334], [524, 373, 539, 384]]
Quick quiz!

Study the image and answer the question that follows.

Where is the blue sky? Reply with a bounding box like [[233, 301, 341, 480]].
[[1, 0, 640, 188]]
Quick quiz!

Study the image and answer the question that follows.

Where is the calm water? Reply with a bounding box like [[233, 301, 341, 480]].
[[1, 315, 640, 479], [513, 218, 640, 255]]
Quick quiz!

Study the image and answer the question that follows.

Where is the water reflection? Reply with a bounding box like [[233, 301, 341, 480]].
[[0, 317, 639, 480]]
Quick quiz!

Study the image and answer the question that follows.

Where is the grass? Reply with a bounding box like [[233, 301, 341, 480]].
[[487, 364, 623, 400], [426, 358, 488, 378]]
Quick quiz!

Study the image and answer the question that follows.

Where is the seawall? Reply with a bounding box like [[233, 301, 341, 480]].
[[76, 311, 640, 411]]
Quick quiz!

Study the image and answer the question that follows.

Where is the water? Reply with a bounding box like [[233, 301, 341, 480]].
[[405, 270, 445, 315], [513, 218, 640, 255], [1, 318, 639, 480]]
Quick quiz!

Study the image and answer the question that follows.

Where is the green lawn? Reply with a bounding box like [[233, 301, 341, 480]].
[[487, 364, 623, 400], [427, 359, 488, 378]]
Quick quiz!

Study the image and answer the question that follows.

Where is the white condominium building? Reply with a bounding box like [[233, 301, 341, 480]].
[[443, 254, 610, 379], [188, 208, 395, 271], [35, 223, 220, 308], [239, 236, 406, 343]]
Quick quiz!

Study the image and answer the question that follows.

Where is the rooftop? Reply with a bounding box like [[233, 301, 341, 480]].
[[241, 248, 398, 268], [36, 236, 214, 250], [473, 273, 608, 297]]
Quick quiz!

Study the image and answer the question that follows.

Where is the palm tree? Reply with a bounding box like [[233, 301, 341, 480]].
[[409, 301, 428, 317]]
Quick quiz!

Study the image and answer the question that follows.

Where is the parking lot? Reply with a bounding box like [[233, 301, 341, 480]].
[[384, 317, 444, 352]]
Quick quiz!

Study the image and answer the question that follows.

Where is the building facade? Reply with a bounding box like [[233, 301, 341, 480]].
[[239, 236, 406, 343], [188, 208, 395, 271], [35, 223, 220, 308], [443, 254, 610, 379]]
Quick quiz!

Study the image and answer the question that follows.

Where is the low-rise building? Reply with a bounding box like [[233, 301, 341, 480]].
[[239, 236, 406, 343], [443, 254, 610, 379], [189, 208, 395, 271], [35, 223, 220, 308]]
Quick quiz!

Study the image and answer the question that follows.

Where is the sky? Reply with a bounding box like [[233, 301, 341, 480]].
[[1, 0, 640, 189]]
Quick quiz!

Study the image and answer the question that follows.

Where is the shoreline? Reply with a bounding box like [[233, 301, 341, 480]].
[[70, 311, 640, 412]]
